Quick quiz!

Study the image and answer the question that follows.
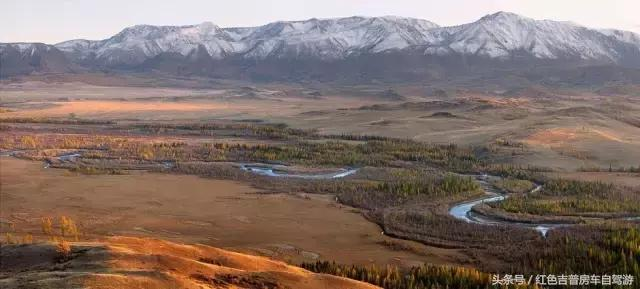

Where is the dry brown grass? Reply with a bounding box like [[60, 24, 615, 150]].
[[0, 157, 458, 268], [525, 128, 580, 145], [0, 236, 380, 289], [525, 127, 630, 146]]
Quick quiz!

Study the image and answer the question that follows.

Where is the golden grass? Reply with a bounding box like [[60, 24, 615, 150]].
[[1, 101, 229, 119], [0, 236, 380, 289], [0, 157, 459, 268]]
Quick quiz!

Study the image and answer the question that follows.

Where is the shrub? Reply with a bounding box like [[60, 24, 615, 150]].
[[60, 216, 80, 241], [22, 233, 33, 244], [55, 239, 72, 262], [41, 217, 53, 237], [4, 232, 15, 244]]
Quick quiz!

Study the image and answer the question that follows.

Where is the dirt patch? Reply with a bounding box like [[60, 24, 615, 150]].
[[524, 127, 630, 146], [525, 128, 580, 145]]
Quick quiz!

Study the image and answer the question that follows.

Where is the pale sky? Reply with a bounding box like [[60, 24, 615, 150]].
[[1, 0, 638, 44]]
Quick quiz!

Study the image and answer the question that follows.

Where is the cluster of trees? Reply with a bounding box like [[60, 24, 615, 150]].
[[130, 122, 316, 139], [2, 133, 126, 150], [495, 179, 640, 215], [3, 119, 490, 174], [3, 216, 80, 263], [498, 196, 640, 215], [325, 133, 392, 141], [514, 226, 640, 282], [376, 174, 480, 199], [578, 165, 640, 173], [107, 141, 189, 161], [541, 179, 616, 198], [300, 261, 521, 289], [293, 172, 482, 211], [3, 132, 483, 172], [491, 178, 535, 194], [483, 164, 549, 183], [244, 140, 481, 169]]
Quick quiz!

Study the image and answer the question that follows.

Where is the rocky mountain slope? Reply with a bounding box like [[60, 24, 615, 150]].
[[0, 43, 73, 77]]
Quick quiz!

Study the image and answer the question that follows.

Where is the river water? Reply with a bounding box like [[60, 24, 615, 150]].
[[449, 175, 567, 237], [239, 164, 358, 179], [4, 150, 635, 236]]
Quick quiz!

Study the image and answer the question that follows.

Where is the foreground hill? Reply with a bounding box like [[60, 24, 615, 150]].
[[0, 236, 379, 289]]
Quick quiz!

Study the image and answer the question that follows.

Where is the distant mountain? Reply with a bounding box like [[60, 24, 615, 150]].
[[2, 12, 640, 83], [0, 43, 73, 77], [54, 16, 440, 67], [417, 12, 640, 63]]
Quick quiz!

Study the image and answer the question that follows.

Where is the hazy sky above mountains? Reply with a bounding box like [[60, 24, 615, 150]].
[[2, 0, 638, 44]]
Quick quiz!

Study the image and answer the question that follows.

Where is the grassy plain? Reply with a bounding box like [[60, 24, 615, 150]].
[[1, 74, 639, 288], [0, 157, 463, 268], [3, 76, 639, 170]]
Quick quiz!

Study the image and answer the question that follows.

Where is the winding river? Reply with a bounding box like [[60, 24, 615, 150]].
[[445, 173, 640, 237], [239, 164, 358, 179], [238, 165, 563, 236], [448, 175, 563, 236], [219, 164, 640, 237], [3, 150, 635, 237]]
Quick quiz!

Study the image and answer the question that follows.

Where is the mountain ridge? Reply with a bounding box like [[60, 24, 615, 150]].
[[2, 11, 640, 83], [51, 12, 640, 63]]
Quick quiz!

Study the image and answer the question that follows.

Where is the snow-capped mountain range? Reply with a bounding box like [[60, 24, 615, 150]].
[[2, 11, 640, 80], [51, 12, 640, 64], [53, 16, 441, 66]]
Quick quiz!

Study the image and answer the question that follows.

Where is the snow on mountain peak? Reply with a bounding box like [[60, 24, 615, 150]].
[[480, 11, 529, 21], [49, 12, 640, 67], [420, 10, 638, 60]]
